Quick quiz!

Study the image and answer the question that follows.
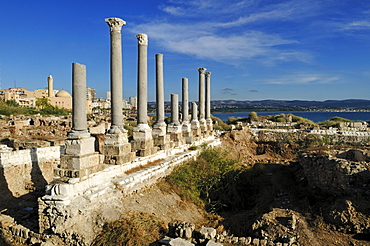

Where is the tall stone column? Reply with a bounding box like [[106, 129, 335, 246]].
[[198, 68, 207, 136], [152, 54, 170, 150], [153, 54, 166, 135], [105, 17, 126, 133], [103, 18, 135, 165], [182, 78, 192, 143], [191, 102, 201, 140], [69, 63, 89, 138], [205, 71, 213, 131], [182, 78, 189, 124], [57, 63, 102, 178], [198, 68, 206, 121], [136, 34, 149, 127], [132, 34, 156, 157]]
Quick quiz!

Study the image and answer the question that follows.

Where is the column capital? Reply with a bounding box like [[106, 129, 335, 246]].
[[197, 68, 207, 74], [136, 34, 148, 46], [205, 71, 211, 76], [105, 17, 126, 33]]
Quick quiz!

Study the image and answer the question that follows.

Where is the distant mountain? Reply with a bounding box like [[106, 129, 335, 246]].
[[211, 99, 370, 111]]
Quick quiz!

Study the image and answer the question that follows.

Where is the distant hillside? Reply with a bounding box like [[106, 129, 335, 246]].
[[211, 99, 370, 111]]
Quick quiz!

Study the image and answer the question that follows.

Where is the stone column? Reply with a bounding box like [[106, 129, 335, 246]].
[[182, 78, 192, 143], [105, 17, 126, 133], [153, 54, 166, 135], [57, 63, 102, 178], [132, 34, 156, 157], [170, 94, 180, 125], [168, 94, 184, 147], [152, 53, 170, 150], [103, 18, 135, 165], [191, 102, 201, 140], [69, 63, 89, 138], [205, 71, 213, 131], [198, 68, 207, 136], [136, 34, 149, 127]]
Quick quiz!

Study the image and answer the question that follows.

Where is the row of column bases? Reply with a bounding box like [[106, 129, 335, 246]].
[[55, 17, 214, 179]]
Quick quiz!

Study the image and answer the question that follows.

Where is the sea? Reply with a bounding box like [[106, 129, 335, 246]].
[[212, 111, 370, 123]]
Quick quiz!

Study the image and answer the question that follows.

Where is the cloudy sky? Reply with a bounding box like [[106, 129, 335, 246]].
[[1, 0, 370, 101]]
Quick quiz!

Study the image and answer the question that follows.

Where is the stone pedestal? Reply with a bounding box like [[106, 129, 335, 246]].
[[182, 123, 193, 144], [103, 129, 135, 165], [132, 124, 157, 157], [167, 123, 184, 148], [56, 137, 103, 178], [199, 119, 208, 138], [152, 122, 170, 150], [191, 121, 201, 141]]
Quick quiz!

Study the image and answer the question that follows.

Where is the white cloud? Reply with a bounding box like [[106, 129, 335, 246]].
[[343, 21, 370, 30], [160, 6, 184, 16], [262, 74, 339, 85], [131, 22, 308, 64]]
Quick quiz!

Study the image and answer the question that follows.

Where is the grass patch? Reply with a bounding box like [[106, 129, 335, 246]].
[[91, 211, 167, 246]]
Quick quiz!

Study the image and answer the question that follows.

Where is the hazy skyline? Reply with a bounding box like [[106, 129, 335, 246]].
[[1, 0, 370, 101]]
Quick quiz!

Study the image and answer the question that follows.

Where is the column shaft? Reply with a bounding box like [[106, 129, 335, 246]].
[[198, 68, 207, 121], [111, 31, 123, 127], [105, 17, 126, 129], [171, 94, 179, 124], [72, 63, 87, 132], [182, 78, 189, 122], [191, 102, 198, 122], [155, 54, 165, 124], [137, 34, 148, 125], [205, 72, 211, 120]]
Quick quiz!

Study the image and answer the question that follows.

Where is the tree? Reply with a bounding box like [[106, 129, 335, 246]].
[[5, 100, 19, 107], [248, 111, 258, 122], [36, 98, 51, 109]]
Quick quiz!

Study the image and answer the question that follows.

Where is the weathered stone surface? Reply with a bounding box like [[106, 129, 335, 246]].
[[65, 137, 95, 156], [199, 226, 217, 239], [169, 237, 195, 246]]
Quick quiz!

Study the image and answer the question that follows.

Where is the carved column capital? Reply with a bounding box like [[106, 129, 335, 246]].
[[105, 17, 126, 33], [197, 68, 207, 74], [136, 34, 148, 46], [205, 71, 211, 76]]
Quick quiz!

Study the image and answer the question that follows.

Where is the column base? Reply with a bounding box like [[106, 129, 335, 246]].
[[103, 129, 135, 165], [152, 124, 167, 137], [153, 135, 171, 150]]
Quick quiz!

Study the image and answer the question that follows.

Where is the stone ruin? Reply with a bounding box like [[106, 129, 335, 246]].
[[0, 17, 219, 245]]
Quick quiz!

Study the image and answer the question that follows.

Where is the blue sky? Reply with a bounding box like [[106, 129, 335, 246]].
[[1, 0, 370, 101]]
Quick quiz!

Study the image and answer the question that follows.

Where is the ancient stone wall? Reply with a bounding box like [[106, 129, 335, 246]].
[[0, 146, 63, 208], [38, 137, 220, 245]]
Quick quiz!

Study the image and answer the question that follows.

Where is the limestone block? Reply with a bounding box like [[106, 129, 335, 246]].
[[133, 125, 152, 141], [104, 131, 129, 145], [182, 123, 191, 133], [104, 152, 135, 165], [167, 124, 182, 134], [60, 152, 100, 170], [103, 143, 131, 156], [152, 125, 167, 136], [137, 147, 157, 157], [65, 137, 95, 155], [185, 137, 194, 144], [131, 138, 154, 150], [89, 123, 106, 134]]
